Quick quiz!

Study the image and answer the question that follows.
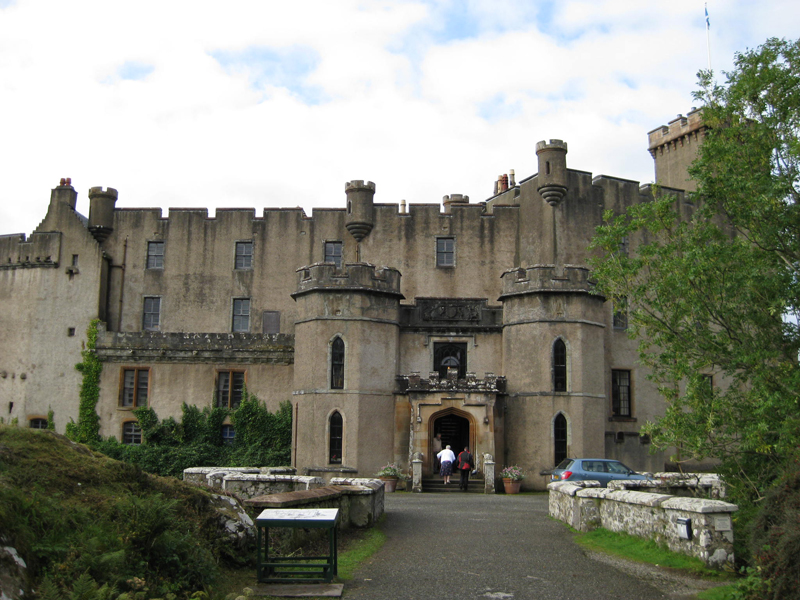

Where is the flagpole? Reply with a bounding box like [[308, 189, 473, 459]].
[[705, 3, 712, 71]]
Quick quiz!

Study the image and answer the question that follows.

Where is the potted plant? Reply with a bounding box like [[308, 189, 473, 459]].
[[500, 465, 525, 494], [375, 463, 406, 493]]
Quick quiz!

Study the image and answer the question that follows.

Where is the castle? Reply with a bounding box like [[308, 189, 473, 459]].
[[0, 113, 703, 489]]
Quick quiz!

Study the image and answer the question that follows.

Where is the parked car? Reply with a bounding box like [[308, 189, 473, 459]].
[[550, 458, 649, 487]]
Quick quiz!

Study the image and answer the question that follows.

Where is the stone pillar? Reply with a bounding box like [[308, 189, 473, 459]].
[[412, 452, 423, 493], [483, 453, 496, 494]]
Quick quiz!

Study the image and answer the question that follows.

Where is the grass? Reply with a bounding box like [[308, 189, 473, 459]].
[[575, 528, 727, 576], [696, 585, 739, 600]]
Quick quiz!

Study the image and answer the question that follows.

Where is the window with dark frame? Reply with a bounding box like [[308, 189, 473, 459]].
[[433, 342, 467, 379], [121, 368, 149, 407], [235, 241, 253, 270], [613, 298, 628, 329], [553, 339, 567, 392], [331, 337, 345, 389], [436, 237, 455, 267], [29, 418, 48, 429], [612, 369, 632, 417], [329, 411, 343, 464], [325, 241, 343, 267], [232, 298, 250, 332], [122, 421, 142, 445], [216, 370, 245, 409], [146, 241, 164, 269], [554, 413, 568, 466], [142, 297, 161, 331], [222, 424, 236, 445]]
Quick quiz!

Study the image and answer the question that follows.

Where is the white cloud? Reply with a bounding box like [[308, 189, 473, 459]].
[[1, 0, 798, 235]]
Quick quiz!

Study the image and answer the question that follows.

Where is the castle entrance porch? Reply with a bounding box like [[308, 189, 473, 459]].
[[398, 371, 505, 478]]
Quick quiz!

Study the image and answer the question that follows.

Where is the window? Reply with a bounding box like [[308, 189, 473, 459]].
[[553, 339, 567, 392], [235, 241, 253, 270], [142, 297, 161, 331], [436, 237, 455, 267], [613, 299, 628, 329], [232, 298, 250, 332], [217, 370, 245, 409], [433, 342, 467, 379], [331, 337, 345, 389], [121, 368, 149, 407], [147, 241, 164, 269], [68, 327, 76, 337], [329, 411, 343, 464], [29, 418, 48, 429], [262, 311, 281, 334], [612, 369, 632, 417], [222, 424, 236, 445], [554, 413, 567, 466], [325, 241, 343, 268], [122, 421, 142, 445]]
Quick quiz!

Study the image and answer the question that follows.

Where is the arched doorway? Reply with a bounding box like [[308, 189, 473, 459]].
[[430, 410, 472, 473]]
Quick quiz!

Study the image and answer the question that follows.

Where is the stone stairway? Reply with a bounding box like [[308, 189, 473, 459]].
[[422, 477, 484, 493]]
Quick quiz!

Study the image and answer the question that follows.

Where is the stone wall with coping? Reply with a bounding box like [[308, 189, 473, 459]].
[[183, 468, 385, 530], [548, 479, 737, 569]]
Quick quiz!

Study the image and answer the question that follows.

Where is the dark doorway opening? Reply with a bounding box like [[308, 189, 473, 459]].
[[432, 412, 471, 472]]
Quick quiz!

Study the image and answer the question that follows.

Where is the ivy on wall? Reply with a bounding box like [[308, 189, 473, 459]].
[[66, 319, 102, 444]]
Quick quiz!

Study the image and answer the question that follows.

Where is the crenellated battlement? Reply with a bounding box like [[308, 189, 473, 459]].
[[647, 108, 705, 155], [499, 264, 601, 299], [0, 232, 61, 270], [292, 262, 403, 299], [94, 323, 294, 364]]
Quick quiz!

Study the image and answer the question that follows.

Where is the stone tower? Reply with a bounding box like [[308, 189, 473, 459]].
[[291, 261, 403, 477]]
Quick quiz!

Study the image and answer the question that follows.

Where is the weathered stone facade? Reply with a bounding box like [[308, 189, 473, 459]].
[[1, 123, 703, 489]]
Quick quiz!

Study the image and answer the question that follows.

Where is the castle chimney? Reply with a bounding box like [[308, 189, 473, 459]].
[[509, 169, 516, 187], [50, 177, 78, 210]]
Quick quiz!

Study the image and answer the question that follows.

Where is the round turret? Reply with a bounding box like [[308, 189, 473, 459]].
[[536, 140, 568, 206], [88, 186, 118, 242], [345, 180, 375, 242]]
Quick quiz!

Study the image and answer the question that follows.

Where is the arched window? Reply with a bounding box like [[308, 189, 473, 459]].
[[553, 339, 567, 392], [331, 337, 345, 389], [329, 411, 343, 464], [433, 342, 467, 379], [554, 413, 568, 466]]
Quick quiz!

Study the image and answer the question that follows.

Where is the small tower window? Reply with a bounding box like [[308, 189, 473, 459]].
[[329, 411, 343, 464], [331, 337, 345, 389], [554, 413, 567, 466], [553, 339, 567, 392]]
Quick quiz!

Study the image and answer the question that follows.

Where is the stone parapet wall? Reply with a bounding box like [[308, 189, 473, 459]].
[[549, 479, 737, 568], [183, 468, 385, 529]]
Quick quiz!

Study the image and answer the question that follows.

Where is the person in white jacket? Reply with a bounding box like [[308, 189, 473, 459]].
[[437, 445, 456, 485]]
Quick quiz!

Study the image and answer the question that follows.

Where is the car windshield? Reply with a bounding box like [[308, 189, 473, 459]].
[[555, 459, 574, 470], [606, 461, 633, 474]]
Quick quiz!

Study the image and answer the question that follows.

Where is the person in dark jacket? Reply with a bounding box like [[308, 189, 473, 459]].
[[457, 446, 474, 491]]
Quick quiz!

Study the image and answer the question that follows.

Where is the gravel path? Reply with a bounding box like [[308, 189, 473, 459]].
[[343, 492, 720, 599]]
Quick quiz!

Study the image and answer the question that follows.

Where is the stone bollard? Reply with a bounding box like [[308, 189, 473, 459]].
[[412, 452, 423, 493], [483, 453, 496, 494]]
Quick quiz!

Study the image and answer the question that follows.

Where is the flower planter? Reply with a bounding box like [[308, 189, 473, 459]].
[[380, 476, 399, 493], [503, 478, 521, 494]]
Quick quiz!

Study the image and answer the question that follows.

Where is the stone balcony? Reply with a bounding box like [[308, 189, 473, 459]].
[[397, 371, 506, 394]]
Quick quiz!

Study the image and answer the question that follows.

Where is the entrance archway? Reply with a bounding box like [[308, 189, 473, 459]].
[[430, 409, 473, 473]]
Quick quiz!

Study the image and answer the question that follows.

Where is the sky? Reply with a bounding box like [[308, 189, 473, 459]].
[[1, 0, 798, 236]]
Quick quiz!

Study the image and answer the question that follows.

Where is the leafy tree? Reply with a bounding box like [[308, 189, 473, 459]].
[[590, 37, 800, 506]]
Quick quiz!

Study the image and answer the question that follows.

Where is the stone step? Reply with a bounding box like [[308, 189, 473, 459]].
[[422, 478, 484, 493]]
